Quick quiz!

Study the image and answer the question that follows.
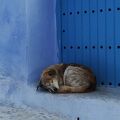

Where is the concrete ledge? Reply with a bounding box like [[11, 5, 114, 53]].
[[35, 87, 120, 120], [1, 81, 120, 120]]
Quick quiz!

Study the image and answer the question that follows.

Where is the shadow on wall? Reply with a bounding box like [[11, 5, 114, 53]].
[[26, 0, 58, 84]]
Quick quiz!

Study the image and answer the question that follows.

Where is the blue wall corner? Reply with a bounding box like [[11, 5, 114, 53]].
[[26, 0, 58, 84], [0, 0, 58, 84]]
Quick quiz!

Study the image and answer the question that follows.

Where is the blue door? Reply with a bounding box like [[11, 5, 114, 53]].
[[57, 0, 120, 87]]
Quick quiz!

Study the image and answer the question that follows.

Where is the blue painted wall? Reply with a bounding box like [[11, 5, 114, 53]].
[[0, 0, 58, 84], [26, 0, 58, 84], [0, 0, 27, 82]]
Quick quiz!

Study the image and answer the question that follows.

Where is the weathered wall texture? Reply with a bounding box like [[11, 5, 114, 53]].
[[0, 0, 58, 83]]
